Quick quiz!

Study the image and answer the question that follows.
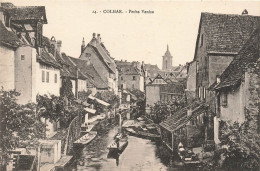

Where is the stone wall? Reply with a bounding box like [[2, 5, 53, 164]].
[[245, 61, 260, 134]]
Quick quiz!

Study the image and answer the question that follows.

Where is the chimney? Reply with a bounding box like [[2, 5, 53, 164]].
[[50, 36, 57, 56], [242, 9, 248, 15], [81, 37, 85, 54], [93, 33, 96, 38], [56, 40, 62, 54], [97, 34, 101, 44], [216, 75, 221, 84]]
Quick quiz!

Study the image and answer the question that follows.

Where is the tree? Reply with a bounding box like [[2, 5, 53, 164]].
[[37, 94, 86, 128], [60, 77, 74, 101], [0, 88, 45, 168], [151, 95, 186, 123]]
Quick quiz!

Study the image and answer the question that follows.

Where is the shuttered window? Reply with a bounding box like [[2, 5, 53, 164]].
[[46, 72, 49, 83], [42, 71, 45, 82], [222, 93, 228, 107], [54, 74, 57, 83]]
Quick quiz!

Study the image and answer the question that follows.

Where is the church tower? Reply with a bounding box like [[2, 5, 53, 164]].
[[162, 45, 173, 71]]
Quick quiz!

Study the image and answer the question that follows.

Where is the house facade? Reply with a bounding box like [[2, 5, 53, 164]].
[[0, 2, 62, 104], [79, 34, 118, 94], [116, 60, 145, 92], [185, 12, 260, 142], [145, 74, 185, 114], [211, 28, 260, 144]]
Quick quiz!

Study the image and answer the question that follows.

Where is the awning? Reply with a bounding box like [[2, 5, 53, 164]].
[[84, 107, 96, 114], [88, 95, 110, 107], [160, 101, 208, 132]]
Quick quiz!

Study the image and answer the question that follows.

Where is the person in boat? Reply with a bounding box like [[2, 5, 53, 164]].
[[178, 142, 185, 159]]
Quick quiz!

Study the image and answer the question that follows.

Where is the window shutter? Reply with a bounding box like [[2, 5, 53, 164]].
[[42, 71, 45, 82], [46, 72, 49, 83]]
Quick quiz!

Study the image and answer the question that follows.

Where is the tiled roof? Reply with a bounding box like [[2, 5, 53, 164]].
[[160, 101, 208, 132], [0, 20, 21, 48], [194, 12, 260, 59], [144, 64, 160, 72], [69, 56, 108, 89], [61, 53, 87, 80], [212, 28, 260, 90], [37, 48, 61, 68], [117, 64, 142, 75], [42, 36, 51, 47], [4, 6, 47, 23]]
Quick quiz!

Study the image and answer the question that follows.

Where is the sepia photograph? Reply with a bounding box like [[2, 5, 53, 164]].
[[0, 0, 260, 170]]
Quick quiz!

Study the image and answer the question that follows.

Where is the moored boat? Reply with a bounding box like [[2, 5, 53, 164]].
[[177, 142, 201, 166], [124, 127, 160, 141], [73, 131, 97, 146], [107, 137, 128, 152]]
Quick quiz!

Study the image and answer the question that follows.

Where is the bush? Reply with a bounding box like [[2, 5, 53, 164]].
[[216, 121, 260, 170], [0, 88, 45, 168]]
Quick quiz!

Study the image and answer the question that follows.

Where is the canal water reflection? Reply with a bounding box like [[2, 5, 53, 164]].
[[74, 124, 184, 171]]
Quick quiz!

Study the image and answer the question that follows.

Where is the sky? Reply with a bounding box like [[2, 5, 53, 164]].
[[5, 0, 260, 69]]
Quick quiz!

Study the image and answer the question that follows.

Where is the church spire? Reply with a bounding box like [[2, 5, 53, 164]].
[[167, 44, 169, 52]]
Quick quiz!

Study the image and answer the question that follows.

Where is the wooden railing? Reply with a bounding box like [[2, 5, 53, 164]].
[[63, 114, 81, 155]]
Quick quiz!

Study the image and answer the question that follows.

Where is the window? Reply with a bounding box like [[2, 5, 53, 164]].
[[203, 87, 206, 99], [54, 74, 57, 83], [46, 72, 49, 83], [222, 93, 228, 107], [133, 76, 136, 80], [121, 77, 123, 80], [198, 87, 201, 99], [121, 84, 123, 89], [132, 84, 135, 89], [21, 55, 25, 60], [42, 71, 45, 82]]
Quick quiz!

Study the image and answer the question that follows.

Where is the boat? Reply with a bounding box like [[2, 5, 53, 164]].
[[73, 131, 97, 146], [124, 128, 136, 135], [124, 127, 160, 141], [107, 137, 128, 152]]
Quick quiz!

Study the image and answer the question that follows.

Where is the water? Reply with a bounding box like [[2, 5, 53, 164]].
[[73, 124, 185, 171]]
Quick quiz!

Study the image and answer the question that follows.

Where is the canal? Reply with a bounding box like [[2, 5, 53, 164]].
[[73, 124, 191, 171]]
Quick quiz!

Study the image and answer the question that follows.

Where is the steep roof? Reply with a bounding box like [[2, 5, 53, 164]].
[[194, 12, 260, 60], [0, 20, 21, 48], [61, 53, 87, 80], [116, 60, 143, 75], [69, 57, 108, 89], [144, 64, 160, 78], [212, 28, 260, 90], [2, 4, 47, 24], [160, 101, 208, 132], [37, 48, 61, 69]]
